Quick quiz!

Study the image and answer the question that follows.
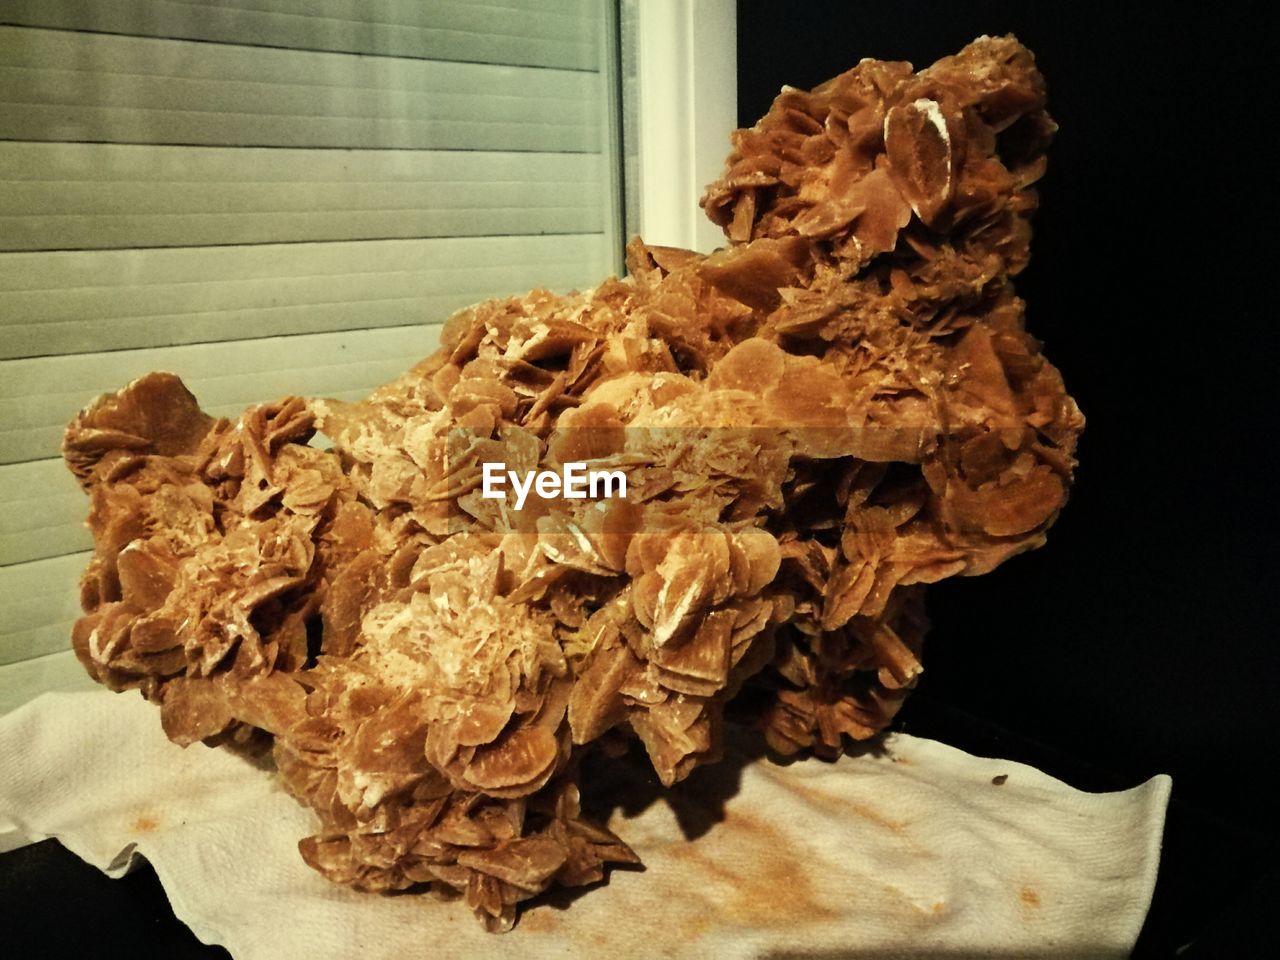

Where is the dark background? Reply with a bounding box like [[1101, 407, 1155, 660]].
[[739, 0, 1276, 955]]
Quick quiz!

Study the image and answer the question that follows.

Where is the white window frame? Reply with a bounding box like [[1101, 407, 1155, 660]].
[[628, 0, 737, 253]]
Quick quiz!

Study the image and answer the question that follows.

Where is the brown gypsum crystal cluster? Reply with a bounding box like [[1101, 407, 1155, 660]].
[[62, 36, 1082, 931]]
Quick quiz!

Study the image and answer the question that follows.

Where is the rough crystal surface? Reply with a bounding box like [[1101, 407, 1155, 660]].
[[62, 36, 1081, 930]]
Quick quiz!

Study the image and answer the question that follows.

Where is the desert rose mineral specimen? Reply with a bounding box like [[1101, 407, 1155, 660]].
[[62, 36, 1082, 930]]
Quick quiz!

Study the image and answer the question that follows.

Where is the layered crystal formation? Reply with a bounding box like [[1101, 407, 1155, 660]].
[[62, 36, 1081, 930]]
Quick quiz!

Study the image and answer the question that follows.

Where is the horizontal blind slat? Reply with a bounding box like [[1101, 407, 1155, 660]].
[[1, 104, 600, 153], [3, 182, 600, 217], [0, 208, 603, 252], [0, 651, 96, 713], [0, 141, 607, 184], [0, 460, 90, 564], [0, 27, 602, 150], [0, 552, 88, 664], [0, 141, 611, 251], [0, 232, 609, 290], [0, 0, 599, 70], [0, 233, 607, 357], [0, 0, 596, 70]]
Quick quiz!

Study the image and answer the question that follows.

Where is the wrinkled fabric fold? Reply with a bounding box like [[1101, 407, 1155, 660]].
[[1, 693, 1169, 960]]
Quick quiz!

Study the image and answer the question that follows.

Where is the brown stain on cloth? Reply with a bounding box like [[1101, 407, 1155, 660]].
[[754, 763, 939, 864], [131, 814, 160, 833], [669, 809, 841, 928]]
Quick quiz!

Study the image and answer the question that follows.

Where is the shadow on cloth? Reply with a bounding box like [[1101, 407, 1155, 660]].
[[525, 718, 894, 914]]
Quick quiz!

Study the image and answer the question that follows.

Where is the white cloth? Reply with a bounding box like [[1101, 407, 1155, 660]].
[[0, 691, 1169, 959]]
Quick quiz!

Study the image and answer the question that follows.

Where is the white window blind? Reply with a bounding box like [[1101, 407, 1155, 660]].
[[0, 0, 626, 711]]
